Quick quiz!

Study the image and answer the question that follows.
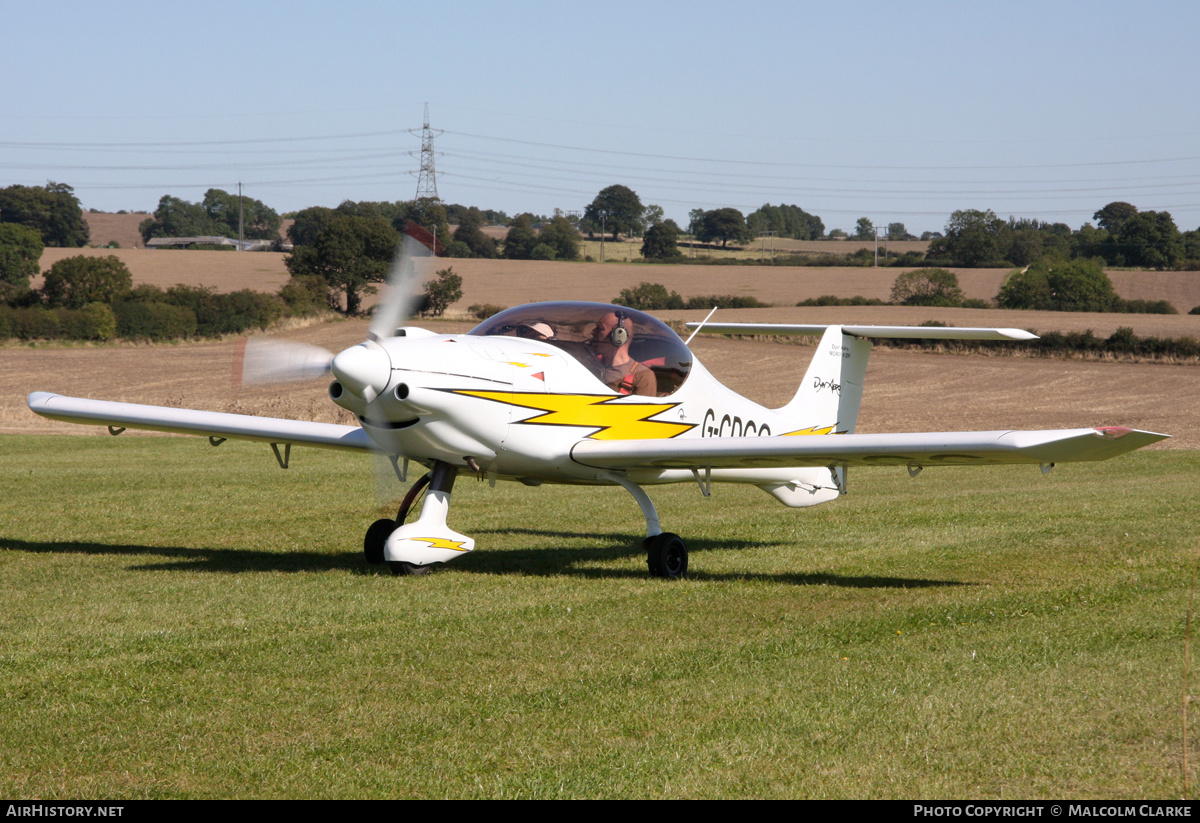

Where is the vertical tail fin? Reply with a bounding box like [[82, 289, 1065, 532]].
[[776, 325, 871, 435]]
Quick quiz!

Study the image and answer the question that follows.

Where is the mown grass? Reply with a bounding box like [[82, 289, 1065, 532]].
[[0, 435, 1195, 798]]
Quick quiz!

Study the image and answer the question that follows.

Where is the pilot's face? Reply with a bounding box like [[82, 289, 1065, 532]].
[[591, 312, 618, 344]]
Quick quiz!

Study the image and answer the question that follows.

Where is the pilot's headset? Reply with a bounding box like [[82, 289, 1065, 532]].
[[609, 312, 630, 347]]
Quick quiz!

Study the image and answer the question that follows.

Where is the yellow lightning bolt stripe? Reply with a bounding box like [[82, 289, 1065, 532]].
[[454, 390, 694, 441], [781, 424, 839, 436], [409, 537, 470, 552], [504, 361, 530, 368]]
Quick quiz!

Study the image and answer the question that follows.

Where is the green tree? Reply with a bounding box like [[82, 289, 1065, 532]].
[[890, 268, 964, 307], [452, 218, 499, 258], [998, 256, 1117, 312], [285, 215, 399, 315], [0, 182, 90, 247], [421, 267, 462, 317], [886, 222, 912, 241], [140, 195, 215, 242], [1110, 210, 1182, 268], [0, 223, 44, 300], [641, 222, 682, 260], [698, 208, 750, 248], [1183, 229, 1200, 263], [1071, 223, 1110, 260], [537, 216, 581, 261], [41, 255, 133, 308], [854, 217, 875, 240], [529, 243, 557, 261], [336, 199, 410, 225], [1093, 201, 1138, 234], [584, 185, 644, 240], [996, 267, 1052, 310], [201, 188, 281, 241], [502, 214, 539, 260], [1045, 258, 1118, 311], [643, 204, 665, 229], [287, 206, 338, 247], [929, 209, 1011, 266], [613, 281, 683, 310], [746, 203, 824, 240]]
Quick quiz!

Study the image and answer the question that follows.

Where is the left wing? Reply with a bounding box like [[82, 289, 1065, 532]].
[[28, 392, 373, 452], [571, 427, 1169, 471]]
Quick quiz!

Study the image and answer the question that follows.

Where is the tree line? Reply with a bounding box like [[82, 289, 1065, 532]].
[[5, 179, 1200, 333]]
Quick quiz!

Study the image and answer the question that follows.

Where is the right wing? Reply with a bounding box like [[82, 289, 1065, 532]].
[[27, 392, 373, 452], [571, 427, 1169, 471], [686, 322, 1038, 340]]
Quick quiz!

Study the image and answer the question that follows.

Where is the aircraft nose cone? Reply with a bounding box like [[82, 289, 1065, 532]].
[[331, 342, 392, 401]]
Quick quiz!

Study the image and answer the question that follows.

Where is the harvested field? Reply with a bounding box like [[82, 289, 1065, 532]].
[[37, 250, 1199, 322], [37, 248, 291, 294], [81, 211, 149, 249]]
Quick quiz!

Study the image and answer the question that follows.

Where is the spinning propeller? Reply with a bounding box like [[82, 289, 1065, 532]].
[[234, 222, 438, 393]]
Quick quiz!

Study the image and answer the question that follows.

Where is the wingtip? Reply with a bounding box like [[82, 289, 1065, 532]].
[[27, 391, 59, 410]]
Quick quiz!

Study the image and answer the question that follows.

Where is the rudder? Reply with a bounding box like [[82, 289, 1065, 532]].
[[776, 325, 871, 435]]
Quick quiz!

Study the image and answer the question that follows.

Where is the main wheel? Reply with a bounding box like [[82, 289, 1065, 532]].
[[364, 518, 397, 565], [388, 561, 431, 577], [645, 532, 688, 579]]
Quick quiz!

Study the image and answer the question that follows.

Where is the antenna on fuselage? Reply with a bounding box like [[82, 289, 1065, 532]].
[[684, 307, 719, 346]]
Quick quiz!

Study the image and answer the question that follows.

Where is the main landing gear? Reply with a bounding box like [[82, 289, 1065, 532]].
[[603, 471, 688, 579]]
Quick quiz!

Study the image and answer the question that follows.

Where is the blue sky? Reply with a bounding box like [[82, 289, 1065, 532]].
[[4, 0, 1198, 235]]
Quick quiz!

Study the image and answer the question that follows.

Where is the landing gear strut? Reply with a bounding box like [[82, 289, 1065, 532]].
[[600, 470, 688, 579]]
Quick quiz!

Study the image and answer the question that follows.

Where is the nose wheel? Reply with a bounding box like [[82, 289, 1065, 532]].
[[363, 471, 431, 566], [644, 532, 688, 579]]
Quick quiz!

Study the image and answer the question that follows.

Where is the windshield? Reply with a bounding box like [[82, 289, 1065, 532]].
[[468, 302, 693, 396]]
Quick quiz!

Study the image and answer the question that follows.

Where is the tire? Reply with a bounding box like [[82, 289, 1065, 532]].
[[645, 532, 687, 579], [388, 561, 431, 577], [364, 518, 397, 564]]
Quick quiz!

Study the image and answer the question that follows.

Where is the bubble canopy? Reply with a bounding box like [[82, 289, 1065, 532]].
[[467, 302, 693, 396]]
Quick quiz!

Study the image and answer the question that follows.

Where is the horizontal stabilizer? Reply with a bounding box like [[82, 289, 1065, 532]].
[[686, 322, 1038, 341], [28, 392, 373, 452], [571, 427, 1168, 471]]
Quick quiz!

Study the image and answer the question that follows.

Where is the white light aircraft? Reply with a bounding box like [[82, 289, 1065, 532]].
[[27, 227, 1168, 577]]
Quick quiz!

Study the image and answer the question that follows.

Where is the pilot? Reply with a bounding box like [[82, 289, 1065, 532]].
[[587, 310, 656, 396], [515, 322, 555, 341]]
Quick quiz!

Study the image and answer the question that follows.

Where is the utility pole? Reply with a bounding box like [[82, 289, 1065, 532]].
[[238, 181, 244, 251], [600, 213, 606, 263]]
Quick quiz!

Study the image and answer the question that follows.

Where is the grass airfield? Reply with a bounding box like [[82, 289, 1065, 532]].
[[1, 433, 1194, 798]]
